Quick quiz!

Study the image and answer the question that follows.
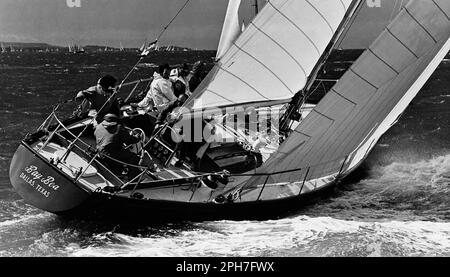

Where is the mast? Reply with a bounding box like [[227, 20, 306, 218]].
[[279, 0, 364, 133]]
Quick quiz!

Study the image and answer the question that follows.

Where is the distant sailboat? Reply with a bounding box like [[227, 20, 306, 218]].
[[68, 41, 85, 54], [1, 42, 6, 53], [119, 42, 125, 52], [139, 42, 145, 52]]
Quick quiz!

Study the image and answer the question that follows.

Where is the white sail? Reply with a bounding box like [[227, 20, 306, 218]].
[[186, 0, 354, 110], [216, 0, 242, 60], [139, 40, 146, 52], [238, 0, 450, 200]]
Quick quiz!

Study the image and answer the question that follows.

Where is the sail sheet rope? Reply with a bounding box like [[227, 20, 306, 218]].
[[155, 0, 192, 42]]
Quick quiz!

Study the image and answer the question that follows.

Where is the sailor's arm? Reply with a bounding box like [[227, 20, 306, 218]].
[[132, 90, 154, 109], [75, 86, 96, 102]]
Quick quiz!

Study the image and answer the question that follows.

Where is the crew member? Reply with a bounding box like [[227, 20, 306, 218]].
[[131, 64, 176, 112], [170, 63, 191, 96], [94, 113, 143, 180], [75, 75, 121, 124], [155, 80, 188, 128]]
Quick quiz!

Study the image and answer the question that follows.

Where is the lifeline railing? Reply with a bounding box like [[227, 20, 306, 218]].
[[34, 78, 155, 186]]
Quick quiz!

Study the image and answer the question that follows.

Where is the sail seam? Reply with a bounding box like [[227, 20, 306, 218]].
[[385, 27, 419, 59], [217, 65, 270, 100], [266, 1, 321, 55], [304, 0, 335, 33], [232, 41, 294, 94], [331, 89, 357, 105], [367, 48, 400, 74], [205, 89, 236, 104], [403, 7, 438, 43], [338, 0, 347, 10], [431, 0, 450, 22], [326, 39, 446, 167], [349, 68, 378, 90], [249, 21, 308, 78], [293, 130, 311, 138], [311, 110, 334, 122]]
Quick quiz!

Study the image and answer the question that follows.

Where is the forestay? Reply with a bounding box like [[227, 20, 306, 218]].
[[242, 0, 450, 194], [186, 0, 354, 109]]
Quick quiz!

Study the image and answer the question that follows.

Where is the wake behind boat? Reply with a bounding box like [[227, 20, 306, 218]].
[[9, 0, 450, 220]]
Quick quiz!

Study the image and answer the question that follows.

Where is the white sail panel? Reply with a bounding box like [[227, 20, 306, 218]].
[[187, 0, 354, 109], [241, 0, 450, 194], [216, 0, 242, 60]]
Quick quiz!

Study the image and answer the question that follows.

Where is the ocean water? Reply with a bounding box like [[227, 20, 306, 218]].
[[0, 52, 449, 257]]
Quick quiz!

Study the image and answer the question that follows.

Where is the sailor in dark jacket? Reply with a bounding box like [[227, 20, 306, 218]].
[[94, 114, 142, 180], [75, 75, 121, 123], [155, 80, 188, 127]]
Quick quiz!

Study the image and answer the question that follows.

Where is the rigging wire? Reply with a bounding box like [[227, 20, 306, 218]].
[[118, 0, 192, 91], [388, 0, 400, 23], [155, 0, 192, 42]]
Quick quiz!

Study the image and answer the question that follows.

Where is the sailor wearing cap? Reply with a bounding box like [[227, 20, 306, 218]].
[[169, 63, 192, 96], [94, 113, 143, 180]]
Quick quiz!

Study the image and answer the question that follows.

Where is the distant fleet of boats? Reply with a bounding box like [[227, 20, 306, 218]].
[[0, 41, 193, 54], [1, 42, 22, 53]]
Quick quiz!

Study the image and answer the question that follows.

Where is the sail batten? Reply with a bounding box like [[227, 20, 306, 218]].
[[240, 0, 450, 191], [186, 0, 354, 110]]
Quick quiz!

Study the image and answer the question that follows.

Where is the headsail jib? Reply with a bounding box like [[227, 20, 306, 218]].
[[216, 0, 242, 61], [243, 0, 450, 196], [186, 0, 355, 110]]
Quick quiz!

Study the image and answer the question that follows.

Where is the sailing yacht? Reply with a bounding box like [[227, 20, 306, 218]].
[[68, 41, 85, 54], [9, 0, 450, 219]]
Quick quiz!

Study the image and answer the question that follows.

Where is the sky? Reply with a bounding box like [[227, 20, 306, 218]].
[[0, 0, 406, 50]]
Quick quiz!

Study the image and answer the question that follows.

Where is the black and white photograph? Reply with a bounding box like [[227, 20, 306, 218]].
[[0, 0, 449, 261]]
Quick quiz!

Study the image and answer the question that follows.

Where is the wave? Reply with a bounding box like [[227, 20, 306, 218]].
[[69, 216, 450, 257], [303, 154, 450, 221]]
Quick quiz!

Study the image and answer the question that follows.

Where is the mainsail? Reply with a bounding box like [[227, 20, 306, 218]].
[[216, 0, 242, 60], [238, 0, 450, 200], [186, 0, 355, 110]]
